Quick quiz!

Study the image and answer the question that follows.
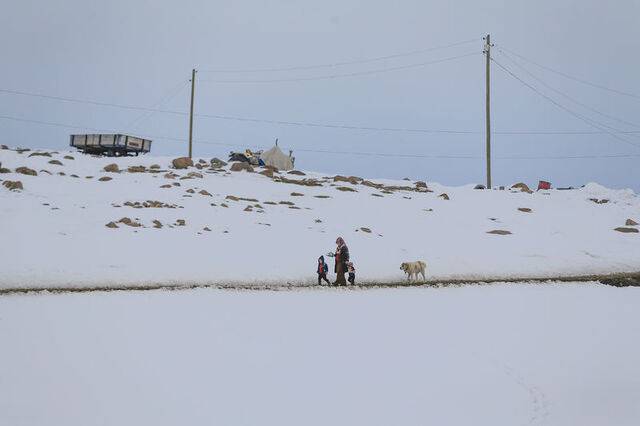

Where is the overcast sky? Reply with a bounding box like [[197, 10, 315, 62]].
[[1, 0, 639, 189]]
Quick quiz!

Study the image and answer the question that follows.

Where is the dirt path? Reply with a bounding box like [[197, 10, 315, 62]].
[[1, 271, 639, 296]]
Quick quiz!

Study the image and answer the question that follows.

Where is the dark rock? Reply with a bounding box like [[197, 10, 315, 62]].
[[98, 176, 112, 182], [626, 219, 639, 226], [336, 186, 357, 192], [288, 170, 306, 176], [172, 157, 194, 169], [487, 230, 512, 235], [614, 227, 638, 233], [48, 160, 63, 166], [230, 162, 254, 172], [2, 180, 23, 191], [15, 167, 37, 176], [104, 163, 119, 173]]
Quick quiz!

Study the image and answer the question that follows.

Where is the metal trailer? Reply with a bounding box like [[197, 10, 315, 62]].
[[69, 134, 152, 157]]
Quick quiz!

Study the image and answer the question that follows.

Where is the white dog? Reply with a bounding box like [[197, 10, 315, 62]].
[[400, 261, 427, 282]]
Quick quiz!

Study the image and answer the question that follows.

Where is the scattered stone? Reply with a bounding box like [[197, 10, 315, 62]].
[[152, 220, 163, 229], [195, 163, 204, 170], [244, 206, 253, 212], [98, 176, 112, 182], [371, 193, 383, 197], [40, 170, 52, 175], [105, 222, 118, 229], [15, 167, 37, 176], [175, 219, 186, 226], [360, 227, 372, 233], [220, 203, 229, 208], [16, 148, 31, 154], [63, 155, 74, 160], [160, 184, 172, 188], [187, 171, 204, 179], [438, 193, 450, 200], [58, 172, 66, 176], [259, 169, 274, 178], [474, 184, 486, 190], [172, 182, 181, 187], [28, 152, 52, 158], [118, 217, 142, 227], [104, 164, 120, 173], [518, 207, 532, 213], [589, 198, 609, 204], [203, 227, 211, 231], [314, 195, 331, 199], [179, 176, 193, 181], [198, 159, 207, 165], [85, 176, 93, 179], [226, 195, 259, 202], [127, 166, 146, 173], [423, 208, 433, 212], [0, 166, 10, 173], [210, 158, 227, 168], [614, 227, 638, 233], [230, 162, 254, 172], [186, 188, 195, 194], [172, 157, 193, 169], [334, 175, 362, 185], [291, 192, 304, 197], [150, 164, 161, 169], [273, 176, 322, 187], [199, 190, 212, 196], [403, 196, 412, 200], [279, 201, 295, 206], [288, 170, 306, 176], [315, 219, 322, 223], [289, 206, 301, 210], [2, 180, 23, 191], [164, 172, 179, 179], [626, 219, 639, 226], [70, 174, 79, 178], [511, 182, 533, 193], [336, 186, 357, 192], [487, 230, 512, 235], [264, 201, 277, 205], [48, 160, 63, 166], [415, 181, 428, 189]]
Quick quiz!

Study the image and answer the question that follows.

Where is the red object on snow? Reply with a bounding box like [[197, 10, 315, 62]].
[[538, 180, 551, 190]]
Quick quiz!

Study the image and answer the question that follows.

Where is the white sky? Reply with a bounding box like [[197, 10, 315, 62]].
[[1, 0, 639, 189]]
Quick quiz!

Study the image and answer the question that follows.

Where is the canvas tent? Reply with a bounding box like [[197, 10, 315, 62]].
[[260, 145, 294, 171]]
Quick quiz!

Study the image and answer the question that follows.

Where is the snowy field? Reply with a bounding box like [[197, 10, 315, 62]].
[[0, 283, 639, 425], [1, 146, 639, 289]]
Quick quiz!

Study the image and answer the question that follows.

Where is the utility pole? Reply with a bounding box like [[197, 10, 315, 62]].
[[484, 35, 492, 189], [188, 68, 197, 158]]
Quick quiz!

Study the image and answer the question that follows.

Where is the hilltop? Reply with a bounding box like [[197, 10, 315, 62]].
[[1, 145, 638, 289]]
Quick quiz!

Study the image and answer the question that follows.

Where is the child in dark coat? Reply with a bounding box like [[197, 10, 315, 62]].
[[317, 255, 330, 285], [347, 261, 356, 285]]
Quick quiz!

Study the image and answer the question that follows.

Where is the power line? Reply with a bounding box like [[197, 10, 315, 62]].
[[491, 58, 640, 150], [497, 45, 640, 101], [496, 48, 640, 131], [199, 38, 479, 73], [4, 84, 640, 136], [199, 52, 481, 83], [125, 79, 190, 129], [2, 112, 639, 160]]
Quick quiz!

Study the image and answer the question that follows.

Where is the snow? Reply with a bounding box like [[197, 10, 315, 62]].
[[1, 147, 639, 289], [0, 283, 639, 425]]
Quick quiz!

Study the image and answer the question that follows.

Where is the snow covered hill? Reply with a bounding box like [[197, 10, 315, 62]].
[[1, 145, 638, 289]]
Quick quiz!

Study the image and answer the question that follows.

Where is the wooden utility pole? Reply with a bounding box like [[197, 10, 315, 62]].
[[484, 35, 492, 189], [188, 68, 197, 158]]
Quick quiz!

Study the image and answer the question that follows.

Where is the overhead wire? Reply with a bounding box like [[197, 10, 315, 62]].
[[496, 45, 640, 101], [490, 58, 640, 150], [198, 52, 482, 83], [199, 38, 479, 73], [124, 79, 190, 130], [495, 48, 640, 131], [2, 112, 640, 160]]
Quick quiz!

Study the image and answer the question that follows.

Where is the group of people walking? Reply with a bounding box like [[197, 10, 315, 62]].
[[317, 237, 356, 286]]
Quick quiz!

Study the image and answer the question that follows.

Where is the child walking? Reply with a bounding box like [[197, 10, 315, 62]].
[[317, 256, 330, 285], [347, 261, 356, 285]]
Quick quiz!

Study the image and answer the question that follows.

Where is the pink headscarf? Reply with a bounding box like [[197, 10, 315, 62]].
[[336, 237, 345, 248]]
